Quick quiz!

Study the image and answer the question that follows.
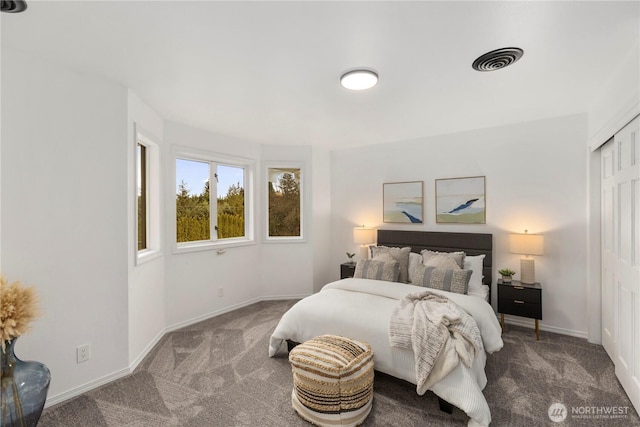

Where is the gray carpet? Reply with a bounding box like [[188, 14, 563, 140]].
[[40, 300, 639, 426]]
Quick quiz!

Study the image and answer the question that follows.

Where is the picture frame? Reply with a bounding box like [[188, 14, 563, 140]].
[[435, 176, 486, 224], [383, 181, 423, 224]]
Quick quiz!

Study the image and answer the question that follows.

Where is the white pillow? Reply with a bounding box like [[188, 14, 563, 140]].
[[408, 252, 423, 284], [463, 254, 485, 293]]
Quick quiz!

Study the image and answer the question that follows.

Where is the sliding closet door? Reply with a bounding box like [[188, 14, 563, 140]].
[[601, 115, 640, 412], [601, 138, 616, 359]]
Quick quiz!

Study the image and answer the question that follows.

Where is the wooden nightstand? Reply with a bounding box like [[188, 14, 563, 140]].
[[340, 262, 356, 279], [497, 279, 542, 340]]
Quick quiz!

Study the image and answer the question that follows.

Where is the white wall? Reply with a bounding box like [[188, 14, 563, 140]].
[[586, 40, 640, 344], [127, 90, 166, 367], [163, 121, 264, 328], [311, 146, 332, 293], [588, 40, 640, 150], [331, 114, 590, 337], [1, 49, 129, 401], [260, 145, 315, 298]]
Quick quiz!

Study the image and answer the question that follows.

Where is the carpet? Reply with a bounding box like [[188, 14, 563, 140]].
[[39, 300, 639, 426]]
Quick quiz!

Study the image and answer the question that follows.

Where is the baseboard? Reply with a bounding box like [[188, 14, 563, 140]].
[[261, 293, 310, 301], [45, 296, 283, 409], [44, 367, 130, 408], [165, 297, 262, 332], [502, 315, 588, 339], [129, 329, 165, 373]]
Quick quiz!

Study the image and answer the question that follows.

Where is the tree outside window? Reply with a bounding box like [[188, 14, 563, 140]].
[[176, 158, 247, 244], [268, 167, 301, 238]]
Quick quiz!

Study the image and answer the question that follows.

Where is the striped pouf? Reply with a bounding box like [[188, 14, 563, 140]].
[[288, 335, 374, 427]]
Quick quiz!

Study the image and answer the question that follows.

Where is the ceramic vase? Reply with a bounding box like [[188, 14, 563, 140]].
[[1, 338, 50, 427]]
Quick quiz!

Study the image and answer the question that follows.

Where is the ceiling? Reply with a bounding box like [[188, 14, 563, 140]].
[[2, 1, 639, 150]]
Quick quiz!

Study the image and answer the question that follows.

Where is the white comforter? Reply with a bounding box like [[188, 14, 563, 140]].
[[268, 278, 503, 427]]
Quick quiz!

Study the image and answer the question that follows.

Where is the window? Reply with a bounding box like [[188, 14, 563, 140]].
[[135, 124, 161, 264], [137, 143, 147, 250], [267, 166, 303, 240], [174, 148, 254, 251]]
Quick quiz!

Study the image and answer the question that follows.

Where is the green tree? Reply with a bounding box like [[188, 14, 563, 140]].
[[217, 182, 244, 238], [269, 172, 300, 237], [176, 180, 210, 242]]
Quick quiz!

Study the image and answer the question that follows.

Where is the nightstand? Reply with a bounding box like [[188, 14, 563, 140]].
[[340, 262, 356, 279], [497, 279, 542, 340]]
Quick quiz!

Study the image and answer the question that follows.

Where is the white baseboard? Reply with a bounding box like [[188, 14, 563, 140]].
[[502, 315, 588, 339], [45, 367, 130, 408], [165, 297, 262, 332], [261, 293, 310, 301], [129, 329, 165, 373]]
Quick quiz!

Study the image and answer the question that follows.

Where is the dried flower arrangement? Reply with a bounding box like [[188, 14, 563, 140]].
[[0, 276, 40, 352]]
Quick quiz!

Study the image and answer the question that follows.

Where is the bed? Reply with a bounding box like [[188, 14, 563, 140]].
[[269, 230, 503, 427]]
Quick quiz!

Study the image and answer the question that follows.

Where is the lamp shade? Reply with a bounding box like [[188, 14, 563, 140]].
[[353, 227, 375, 245], [510, 232, 544, 256]]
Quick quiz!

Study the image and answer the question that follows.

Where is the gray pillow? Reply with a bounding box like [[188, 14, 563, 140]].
[[412, 265, 472, 294], [420, 249, 465, 269], [370, 246, 411, 283], [353, 260, 400, 282]]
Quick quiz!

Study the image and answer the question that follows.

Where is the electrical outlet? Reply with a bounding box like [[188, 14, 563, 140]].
[[218, 287, 223, 297], [77, 344, 91, 363]]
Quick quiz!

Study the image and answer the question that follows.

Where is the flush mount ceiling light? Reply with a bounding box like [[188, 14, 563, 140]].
[[1, 0, 28, 13], [340, 69, 378, 90], [472, 47, 524, 72]]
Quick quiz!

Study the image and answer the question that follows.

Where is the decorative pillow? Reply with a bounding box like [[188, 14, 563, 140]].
[[412, 265, 472, 294], [353, 260, 400, 283], [423, 255, 462, 270], [421, 249, 465, 269], [372, 253, 395, 263], [370, 246, 411, 283], [463, 254, 485, 293], [408, 252, 423, 284]]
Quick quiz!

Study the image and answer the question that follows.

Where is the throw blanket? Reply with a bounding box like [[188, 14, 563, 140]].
[[389, 291, 484, 395]]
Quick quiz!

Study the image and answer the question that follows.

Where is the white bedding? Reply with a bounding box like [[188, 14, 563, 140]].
[[269, 278, 503, 427]]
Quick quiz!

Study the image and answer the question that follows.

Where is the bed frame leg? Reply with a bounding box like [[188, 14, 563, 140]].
[[438, 397, 454, 414]]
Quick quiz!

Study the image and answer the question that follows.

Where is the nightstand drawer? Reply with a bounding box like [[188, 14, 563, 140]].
[[498, 285, 541, 304], [498, 298, 542, 319]]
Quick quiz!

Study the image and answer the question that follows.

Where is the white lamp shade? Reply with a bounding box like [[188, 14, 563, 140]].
[[510, 233, 544, 256], [353, 227, 375, 245]]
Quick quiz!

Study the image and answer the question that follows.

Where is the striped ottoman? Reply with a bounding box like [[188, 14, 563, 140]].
[[288, 335, 374, 427]]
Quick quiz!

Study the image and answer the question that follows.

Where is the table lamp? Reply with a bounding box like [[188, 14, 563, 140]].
[[510, 230, 544, 284], [353, 226, 375, 261]]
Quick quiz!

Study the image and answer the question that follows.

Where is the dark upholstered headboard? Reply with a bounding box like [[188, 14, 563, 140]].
[[377, 229, 493, 299]]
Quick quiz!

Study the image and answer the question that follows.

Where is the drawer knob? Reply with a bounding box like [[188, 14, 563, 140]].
[[514, 300, 525, 304]]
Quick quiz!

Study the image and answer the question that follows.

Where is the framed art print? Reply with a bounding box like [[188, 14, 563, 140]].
[[383, 181, 423, 223], [435, 176, 486, 224]]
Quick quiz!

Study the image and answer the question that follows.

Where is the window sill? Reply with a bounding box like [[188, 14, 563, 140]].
[[263, 236, 306, 244], [136, 248, 163, 266], [173, 238, 256, 255]]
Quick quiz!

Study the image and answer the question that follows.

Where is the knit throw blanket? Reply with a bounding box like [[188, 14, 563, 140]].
[[389, 290, 484, 395]]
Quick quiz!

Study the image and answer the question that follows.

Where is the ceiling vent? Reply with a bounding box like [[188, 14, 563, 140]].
[[1, 0, 27, 13], [472, 47, 523, 72]]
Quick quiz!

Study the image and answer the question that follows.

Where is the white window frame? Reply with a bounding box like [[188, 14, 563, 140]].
[[172, 145, 255, 254], [135, 123, 162, 265], [264, 161, 305, 243]]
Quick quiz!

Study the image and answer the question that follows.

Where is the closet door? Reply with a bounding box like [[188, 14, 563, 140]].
[[602, 115, 639, 412], [601, 138, 616, 359]]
